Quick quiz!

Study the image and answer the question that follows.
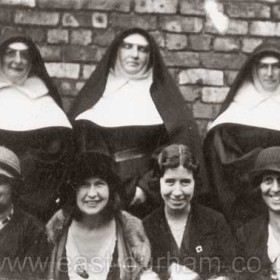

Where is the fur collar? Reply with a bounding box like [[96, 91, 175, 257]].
[[46, 209, 151, 268]]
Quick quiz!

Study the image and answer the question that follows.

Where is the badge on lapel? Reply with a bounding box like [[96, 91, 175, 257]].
[[195, 245, 203, 253]]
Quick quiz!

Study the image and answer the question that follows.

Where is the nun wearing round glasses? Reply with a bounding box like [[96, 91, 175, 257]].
[[0, 30, 72, 222], [69, 28, 208, 218]]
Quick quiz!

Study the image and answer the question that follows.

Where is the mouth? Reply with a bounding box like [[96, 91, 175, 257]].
[[169, 198, 187, 205], [264, 79, 276, 83], [9, 67, 24, 73], [126, 61, 139, 66], [269, 194, 280, 203], [84, 200, 101, 207]]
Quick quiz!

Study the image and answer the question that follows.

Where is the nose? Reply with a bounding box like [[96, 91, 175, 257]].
[[172, 183, 183, 197], [267, 65, 273, 77], [131, 46, 139, 58], [14, 51, 22, 64], [87, 184, 98, 197], [271, 178, 280, 192]]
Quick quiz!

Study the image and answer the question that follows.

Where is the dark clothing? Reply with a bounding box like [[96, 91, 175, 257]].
[[203, 42, 280, 229], [236, 215, 273, 279], [143, 203, 236, 280], [0, 31, 73, 222], [2, 128, 73, 222], [73, 121, 168, 212], [69, 28, 208, 217], [0, 206, 50, 279]]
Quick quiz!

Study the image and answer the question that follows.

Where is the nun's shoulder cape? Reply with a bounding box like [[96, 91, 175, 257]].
[[203, 42, 280, 228], [69, 28, 209, 200], [69, 29, 198, 147], [214, 42, 280, 118], [0, 30, 73, 222], [0, 30, 71, 131]]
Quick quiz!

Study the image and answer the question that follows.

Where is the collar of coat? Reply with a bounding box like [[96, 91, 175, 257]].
[[46, 209, 151, 269]]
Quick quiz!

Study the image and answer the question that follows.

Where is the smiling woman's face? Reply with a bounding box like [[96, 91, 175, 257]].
[[76, 176, 110, 217], [1, 42, 31, 83], [160, 165, 194, 215], [260, 173, 280, 214]]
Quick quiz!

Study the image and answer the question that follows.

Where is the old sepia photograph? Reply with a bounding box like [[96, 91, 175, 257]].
[[0, 0, 279, 279]]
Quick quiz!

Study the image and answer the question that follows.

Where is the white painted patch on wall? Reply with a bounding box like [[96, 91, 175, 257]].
[[205, 0, 229, 34]]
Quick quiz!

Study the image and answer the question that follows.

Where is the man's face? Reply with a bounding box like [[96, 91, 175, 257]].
[[256, 56, 280, 92], [117, 33, 150, 75], [0, 177, 12, 213]]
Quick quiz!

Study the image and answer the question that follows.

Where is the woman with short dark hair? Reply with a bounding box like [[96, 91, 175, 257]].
[[143, 144, 236, 280], [237, 146, 280, 280], [47, 151, 153, 280]]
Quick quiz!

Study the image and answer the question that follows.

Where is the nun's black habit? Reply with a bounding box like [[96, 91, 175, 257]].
[[0, 30, 73, 222], [203, 42, 280, 229], [69, 28, 208, 217]]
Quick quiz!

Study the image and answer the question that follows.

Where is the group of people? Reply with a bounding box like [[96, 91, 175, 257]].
[[1, 26, 280, 280]]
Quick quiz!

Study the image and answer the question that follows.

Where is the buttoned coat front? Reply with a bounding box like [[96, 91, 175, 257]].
[[143, 203, 236, 280]]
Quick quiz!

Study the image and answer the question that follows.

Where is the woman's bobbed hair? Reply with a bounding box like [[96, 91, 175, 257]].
[[61, 152, 122, 222], [157, 144, 199, 178]]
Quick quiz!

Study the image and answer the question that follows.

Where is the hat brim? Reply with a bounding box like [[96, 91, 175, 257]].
[[70, 152, 123, 194], [250, 167, 280, 182]]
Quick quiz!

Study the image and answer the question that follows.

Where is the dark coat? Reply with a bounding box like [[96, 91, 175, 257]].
[[143, 203, 236, 280], [203, 42, 280, 229], [236, 215, 272, 279], [68, 28, 209, 216], [0, 206, 51, 279], [0, 30, 73, 222]]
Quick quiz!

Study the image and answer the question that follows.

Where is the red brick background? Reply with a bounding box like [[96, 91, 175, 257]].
[[1, 0, 280, 137]]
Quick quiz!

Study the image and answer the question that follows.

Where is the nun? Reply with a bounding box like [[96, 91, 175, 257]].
[[204, 42, 280, 229], [69, 28, 208, 217], [0, 30, 73, 222]]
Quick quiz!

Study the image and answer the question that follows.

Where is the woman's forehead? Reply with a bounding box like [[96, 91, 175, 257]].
[[7, 42, 29, 51], [259, 56, 279, 64], [122, 33, 149, 46]]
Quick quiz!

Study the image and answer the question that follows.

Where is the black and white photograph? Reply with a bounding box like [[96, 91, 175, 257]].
[[0, 0, 279, 279]]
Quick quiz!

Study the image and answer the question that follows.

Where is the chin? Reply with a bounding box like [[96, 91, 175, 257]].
[[7, 73, 24, 81], [263, 85, 278, 92], [270, 207, 280, 214], [81, 207, 103, 216], [169, 204, 188, 212]]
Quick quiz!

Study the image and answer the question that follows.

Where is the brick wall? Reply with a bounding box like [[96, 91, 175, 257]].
[[1, 0, 280, 137]]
